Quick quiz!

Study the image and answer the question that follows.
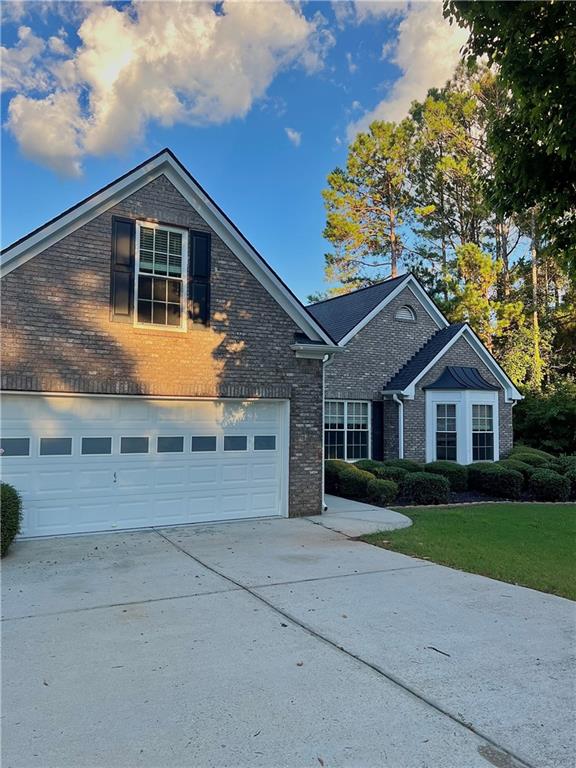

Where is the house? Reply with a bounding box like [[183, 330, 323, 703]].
[[0, 149, 340, 538], [307, 274, 522, 466]]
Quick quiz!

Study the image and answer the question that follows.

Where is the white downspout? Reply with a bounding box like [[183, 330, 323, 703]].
[[392, 394, 404, 459], [321, 353, 334, 512]]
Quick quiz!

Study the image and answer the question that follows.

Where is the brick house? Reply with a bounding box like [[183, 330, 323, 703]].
[[308, 274, 522, 466], [0, 149, 339, 537], [0, 150, 521, 538]]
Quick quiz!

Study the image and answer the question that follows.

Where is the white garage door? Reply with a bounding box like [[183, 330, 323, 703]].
[[0, 394, 289, 538]]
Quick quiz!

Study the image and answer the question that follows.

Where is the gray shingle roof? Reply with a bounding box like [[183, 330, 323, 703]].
[[424, 365, 499, 391], [383, 323, 465, 391], [307, 274, 410, 343]]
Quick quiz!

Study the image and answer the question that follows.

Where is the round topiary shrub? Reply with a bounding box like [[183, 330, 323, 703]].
[[510, 453, 551, 468], [1, 483, 22, 557], [497, 459, 535, 481], [354, 459, 385, 475], [528, 469, 570, 502], [510, 445, 555, 460], [337, 465, 374, 500], [325, 460, 348, 494], [564, 467, 576, 499], [382, 458, 422, 473], [400, 472, 449, 505], [424, 461, 468, 492], [371, 465, 408, 483], [554, 455, 576, 475], [366, 478, 398, 507], [467, 463, 523, 499]]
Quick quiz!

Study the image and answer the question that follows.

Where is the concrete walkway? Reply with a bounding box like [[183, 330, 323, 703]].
[[2, 517, 574, 768], [314, 494, 412, 536]]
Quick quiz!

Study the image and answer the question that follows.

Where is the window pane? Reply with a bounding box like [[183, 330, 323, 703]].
[[224, 436, 247, 451], [154, 252, 168, 275], [169, 231, 182, 255], [167, 304, 181, 326], [40, 438, 72, 456], [155, 229, 168, 253], [473, 432, 494, 461], [325, 401, 344, 429], [153, 278, 166, 301], [81, 437, 112, 455], [192, 436, 217, 452], [152, 302, 166, 325], [346, 430, 368, 460], [140, 251, 154, 272], [254, 435, 276, 451], [0, 438, 30, 457], [167, 280, 181, 303], [138, 300, 152, 323], [436, 432, 457, 461], [120, 437, 149, 454], [324, 430, 345, 459], [157, 436, 184, 453], [141, 227, 154, 251], [138, 275, 152, 300], [347, 401, 369, 429]]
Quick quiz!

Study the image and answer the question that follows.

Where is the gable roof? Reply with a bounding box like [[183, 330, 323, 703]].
[[384, 324, 465, 391], [424, 366, 499, 391], [1, 148, 336, 347], [307, 273, 448, 345], [383, 322, 522, 402]]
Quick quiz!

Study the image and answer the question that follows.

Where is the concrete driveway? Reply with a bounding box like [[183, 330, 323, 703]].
[[2, 516, 574, 768]]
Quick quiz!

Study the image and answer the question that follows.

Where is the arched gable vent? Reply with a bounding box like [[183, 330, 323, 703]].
[[395, 305, 416, 321]]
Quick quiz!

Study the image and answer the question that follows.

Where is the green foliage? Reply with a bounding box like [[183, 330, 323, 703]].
[[510, 445, 556, 460], [468, 463, 523, 500], [564, 468, 576, 500], [555, 456, 576, 475], [1, 483, 22, 557], [513, 385, 576, 455], [497, 459, 534, 482], [401, 472, 450, 505], [366, 478, 398, 507], [383, 458, 422, 473], [324, 461, 373, 500], [424, 461, 468, 492], [355, 459, 408, 483], [528, 469, 570, 503], [509, 453, 550, 469], [444, 1, 576, 259]]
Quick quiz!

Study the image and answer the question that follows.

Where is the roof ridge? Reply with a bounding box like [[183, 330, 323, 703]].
[[307, 273, 410, 307]]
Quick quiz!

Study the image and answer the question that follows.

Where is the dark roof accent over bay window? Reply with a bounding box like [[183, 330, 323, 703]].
[[424, 366, 500, 391]]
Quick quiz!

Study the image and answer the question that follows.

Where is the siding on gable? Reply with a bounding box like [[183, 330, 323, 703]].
[[0, 174, 323, 516], [399, 335, 513, 462], [324, 285, 442, 401]]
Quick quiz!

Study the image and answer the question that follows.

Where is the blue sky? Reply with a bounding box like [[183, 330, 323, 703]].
[[1, 1, 465, 300]]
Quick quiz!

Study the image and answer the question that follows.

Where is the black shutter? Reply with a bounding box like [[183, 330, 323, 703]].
[[371, 400, 384, 461], [189, 231, 211, 325], [110, 218, 135, 322]]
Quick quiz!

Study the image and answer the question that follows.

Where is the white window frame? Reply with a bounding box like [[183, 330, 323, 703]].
[[134, 221, 189, 332], [435, 402, 458, 462], [324, 400, 371, 462], [425, 390, 499, 464]]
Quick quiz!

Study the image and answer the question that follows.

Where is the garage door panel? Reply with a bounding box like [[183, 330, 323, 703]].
[[1, 395, 287, 537]]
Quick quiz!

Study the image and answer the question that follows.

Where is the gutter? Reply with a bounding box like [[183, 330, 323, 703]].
[[291, 343, 342, 360], [321, 353, 336, 512], [392, 394, 404, 459]]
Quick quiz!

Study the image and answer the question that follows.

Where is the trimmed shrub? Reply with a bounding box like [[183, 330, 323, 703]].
[[382, 458, 422, 473], [497, 459, 535, 481], [510, 453, 551, 468], [326, 463, 374, 500], [366, 478, 398, 507], [424, 461, 468, 492], [528, 469, 570, 502], [325, 460, 348, 495], [468, 463, 523, 500], [1, 483, 22, 557], [510, 445, 556, 460], [554, 455, 576, 475], [354, 459, 408, 483], [564, 467, 576, 500], [401, 472, 450, 505]]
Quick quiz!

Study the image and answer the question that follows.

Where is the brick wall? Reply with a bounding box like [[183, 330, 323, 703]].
[[324, 285, 441, 400], [0, 174, 323, 516]]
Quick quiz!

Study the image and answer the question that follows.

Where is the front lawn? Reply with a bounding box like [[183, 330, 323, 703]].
[[362, 503, 576, 600]]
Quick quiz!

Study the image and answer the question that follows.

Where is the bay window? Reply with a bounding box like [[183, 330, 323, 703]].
[[324, 400, 370, 461], [472, 404, 494, 461], [436, 403, 457, 461]]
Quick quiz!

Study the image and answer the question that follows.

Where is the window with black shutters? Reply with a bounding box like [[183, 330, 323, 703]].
[[135, 222, 188, 329]]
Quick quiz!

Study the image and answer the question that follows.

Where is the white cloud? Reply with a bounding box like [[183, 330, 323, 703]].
[[345, 51, 358, 74], [1, 0, 332, 175], [348, 0, 468, 138], [331, 0, 406, 27], [285, 127, 302, 147]]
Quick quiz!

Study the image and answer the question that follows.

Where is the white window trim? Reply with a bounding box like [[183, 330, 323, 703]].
[[324, 400, 371, 462], [425, 390, 499, 465], [134, 220, 189, 332]]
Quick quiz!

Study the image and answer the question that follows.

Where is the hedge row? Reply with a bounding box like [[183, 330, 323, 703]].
[[1, 483, 22, 557]]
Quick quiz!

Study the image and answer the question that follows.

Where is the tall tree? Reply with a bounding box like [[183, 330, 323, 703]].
[[443, 1, 576, 262], [322, 119, 414, 290]]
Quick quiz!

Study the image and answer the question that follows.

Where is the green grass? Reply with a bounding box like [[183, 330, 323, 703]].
[[362, 503, 576, 600]]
